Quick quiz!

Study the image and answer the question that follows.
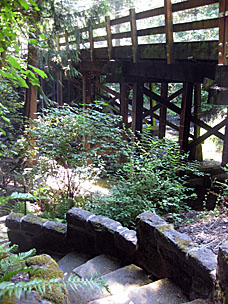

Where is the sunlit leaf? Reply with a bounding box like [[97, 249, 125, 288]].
[[18, 0, 29, 10], [8, 56, 21, 69], [28, 65, 47, 79]]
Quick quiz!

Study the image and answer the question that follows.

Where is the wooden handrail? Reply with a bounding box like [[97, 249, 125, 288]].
[[57, 0, 223, 63]]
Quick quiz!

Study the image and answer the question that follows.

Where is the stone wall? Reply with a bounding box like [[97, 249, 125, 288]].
[[5, 208, 228, 302], [6, 207, 137, 262], [136, 212, 217, 300]]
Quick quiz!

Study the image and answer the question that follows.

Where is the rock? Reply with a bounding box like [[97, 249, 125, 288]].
[[58, 251, 91, 277], [89, 278, 188, 304], [73, 254, 122, 279], [68, 264, 152, 304]]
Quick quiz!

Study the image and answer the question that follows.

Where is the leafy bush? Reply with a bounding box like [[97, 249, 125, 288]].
[[86, 137, 201, 229], [18, 102, 128, 215]]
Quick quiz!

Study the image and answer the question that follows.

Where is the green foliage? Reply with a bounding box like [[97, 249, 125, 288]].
[[0, 242, 108, 301], [18, 102, 127, 217], [86, 136, 201, 229]]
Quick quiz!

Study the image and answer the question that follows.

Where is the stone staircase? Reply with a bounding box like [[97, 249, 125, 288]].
[[57, 251, 209, 304]]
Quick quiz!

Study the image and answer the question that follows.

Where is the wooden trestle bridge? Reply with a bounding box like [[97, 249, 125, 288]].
[[26, 0, 228, 164]]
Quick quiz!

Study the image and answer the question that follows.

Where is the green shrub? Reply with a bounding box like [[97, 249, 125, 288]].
[[18, 102, 128, 215], [86, 137, 201, 229]]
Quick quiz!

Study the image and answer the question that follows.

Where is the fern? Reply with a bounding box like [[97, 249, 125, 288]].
[[0, 242, 109, 301], [0, 273, 109, 299]]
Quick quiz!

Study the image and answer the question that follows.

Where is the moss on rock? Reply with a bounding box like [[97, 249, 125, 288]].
[[27, 255, 67, 304]]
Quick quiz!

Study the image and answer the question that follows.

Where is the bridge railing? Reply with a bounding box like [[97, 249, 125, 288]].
[[58, 0, 228, 65]]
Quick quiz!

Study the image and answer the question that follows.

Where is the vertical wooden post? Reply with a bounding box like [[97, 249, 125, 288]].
[[149, 83, 156, 127], [164, 0, 175, 64], [120, 82, 129, 129], [130, 8, 138, 63], [192, 83, 203, 161], [65, 30, 69, 45], [224, 1, 228, 65], [132, 82, 143, 134], [179, 83, 193, 152], [56, 34, 63, 106], [0, 51, 6, 70], [106, 16, 113, 60], [218, 0, 227, 65], [222, 109, 228, 165], [89, 26, 94, 61], [24, 44, 38, 119], [159, 83, 168, 139], [82, 73, 92, 105]]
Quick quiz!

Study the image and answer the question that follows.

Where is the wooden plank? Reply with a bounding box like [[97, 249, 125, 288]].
[[82, 73, 92, 105], [95, 81, 121, 98], [110, 15, 130, 26], [173, 18, 219, 32], [57, 71, 63, 106], [190, 116, 224, 140], [105, 61, 217, 83], [136, 7, 164, 20], [179, 83, 193, 152], [143, 104, 161, 119], [65, 30, 69, 45], [144, 113, 195, 138], [83, 41, 218, 62], [164, 0, 174, 64], [168, 88, 183, 101], [132, 82, 143, 134], [224, 0, 228, 65], [172, 0, 219, 13], [130, 9, 138, 63], [89, 26, 94, 61], [222, 116, 228, 165], [149, 83, 156, 126], [105, 16, 113, 60], [159, 83, 168, 139], [120, 83, 129, 129], [143, 86, 181, 115], [192, 83, 203, 160], [189, 117, 227, 150], [107, 18, 219, 43]]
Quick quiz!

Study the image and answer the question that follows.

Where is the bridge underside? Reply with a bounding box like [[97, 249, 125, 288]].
[[43, 41, 228, 165]]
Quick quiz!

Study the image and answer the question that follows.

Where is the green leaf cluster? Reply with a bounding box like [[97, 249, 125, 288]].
[[0, 242, 108, 302], [86, 135, 202, 229]]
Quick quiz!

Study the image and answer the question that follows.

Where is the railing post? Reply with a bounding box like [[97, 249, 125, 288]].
[[219, 0, 226, 64], [105, 16, 113, 60], [130, 8, 138, 63], [88, 25, 94, 61], [219, 0, 228, 65], [164, 0, 175, 64]]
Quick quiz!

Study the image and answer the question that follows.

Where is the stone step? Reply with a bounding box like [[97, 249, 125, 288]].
[[73, 254, 123, 279], [57, 251, 91, 277], [68, 264, 152, 304], [89, 278, 188, 304]]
